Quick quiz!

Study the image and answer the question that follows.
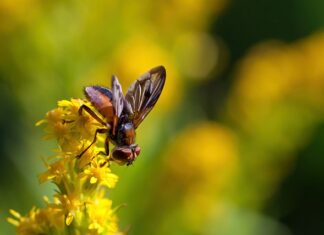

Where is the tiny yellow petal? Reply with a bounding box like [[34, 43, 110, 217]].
[[58, 100, 71, 107], [35, 119, 46, 126], [65, 212, 74, 226], [7, 218, 19, 226], [90, 177, 98, 184], [89, 223, 96, 230], [54, 197, 60, 204], [89, 221, 103, 231], [47, 175, 56, 180], [43, 196, 49, 203], [98, 159, 106, 166], [9, 209, 21, 219]]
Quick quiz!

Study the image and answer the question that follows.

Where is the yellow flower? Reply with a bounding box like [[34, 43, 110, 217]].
[[38, 158, 67, 184], [38, 99, 103, 153], [87, 198, 119, 235], [9, 99, 122, 234], [8, 206, 65, 234], [58, 99, 101, 141], [78, 146, 103, 169], [80, 157, 118, 189], [54, 193, 83, 226]]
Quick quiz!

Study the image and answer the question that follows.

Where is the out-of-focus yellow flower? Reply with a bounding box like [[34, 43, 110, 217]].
[[174, 32, 221, 80], [163, 122, 238, 189], [0, 0, 40, 31], [224, 32, 324, 210], [155, 0, 227, 32], [9, 99, 123, 234], [152, 122, 238, 234], [230, 42, 300, 114], [230, 32, 324, 128], [8, 206, 65, 235], [38, 158, 67, 184]]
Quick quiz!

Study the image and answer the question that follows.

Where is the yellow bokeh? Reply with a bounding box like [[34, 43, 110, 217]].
[[154, 0, 227, 32], [229, 32, 324, 129], [0, 0, 39, 31], [163, 122, 238, 191], [174, 32, 221, 80]]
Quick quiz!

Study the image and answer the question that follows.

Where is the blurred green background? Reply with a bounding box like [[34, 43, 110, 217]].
[[1, 0, 324, 234]]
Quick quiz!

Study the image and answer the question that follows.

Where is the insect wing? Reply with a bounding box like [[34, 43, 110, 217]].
[[124, 65, 166, 128], [84, 86, 115, 126], [111, 75, 124, 118]]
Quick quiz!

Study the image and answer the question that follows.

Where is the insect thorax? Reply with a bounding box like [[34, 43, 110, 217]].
[[114, 120, 136, 146]]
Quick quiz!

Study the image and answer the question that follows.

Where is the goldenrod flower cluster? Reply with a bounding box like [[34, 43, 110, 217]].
[[8, 99, 122, 235]]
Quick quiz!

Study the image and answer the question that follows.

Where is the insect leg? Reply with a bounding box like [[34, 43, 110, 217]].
[[93, 137, 111, 167], [76, 128, 107, 159], [62, 120, 74, 124], [97, 136, 110, 156], [104, 137, 110, 156], [79, 104, 106, 126]]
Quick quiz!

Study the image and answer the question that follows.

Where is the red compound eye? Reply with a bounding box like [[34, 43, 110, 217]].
[[112, 148, 132, 162]]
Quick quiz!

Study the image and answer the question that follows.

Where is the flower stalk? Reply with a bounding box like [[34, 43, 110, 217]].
[[8, 99, 122, 235]]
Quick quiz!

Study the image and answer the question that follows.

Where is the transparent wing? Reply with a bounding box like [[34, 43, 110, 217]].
[[124, 66, 166, 129], [111, 75, 124, 118]]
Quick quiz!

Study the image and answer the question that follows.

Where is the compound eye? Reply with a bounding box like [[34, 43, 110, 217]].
[[135, 146, 141, 156], [112, 147, 132, 164]]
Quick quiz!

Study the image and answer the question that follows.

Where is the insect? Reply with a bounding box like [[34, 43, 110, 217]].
[[77, 66, 166, 165]]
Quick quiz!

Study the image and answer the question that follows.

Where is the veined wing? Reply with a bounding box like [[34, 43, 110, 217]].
[[124, 66, 166, 129]]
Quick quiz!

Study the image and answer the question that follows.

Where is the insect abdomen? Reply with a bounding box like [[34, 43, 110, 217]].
[[84, 86, 115, 123]]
